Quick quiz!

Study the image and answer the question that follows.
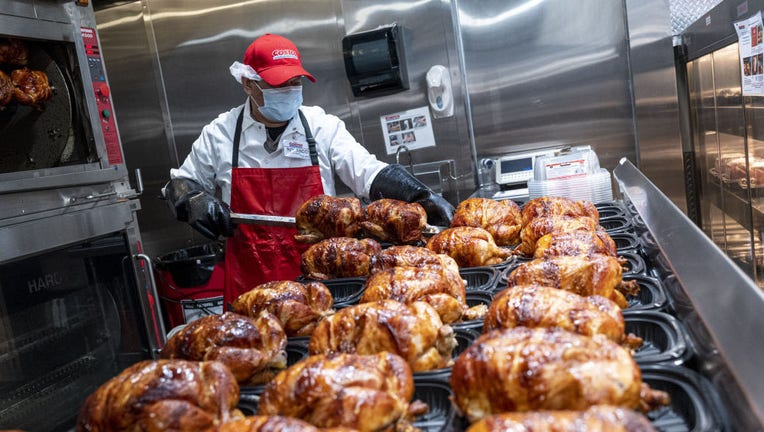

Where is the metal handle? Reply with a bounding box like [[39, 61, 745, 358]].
[[67, 191, 117, 205], [135, 253, 167, 352], [134, 168, 144, 195]]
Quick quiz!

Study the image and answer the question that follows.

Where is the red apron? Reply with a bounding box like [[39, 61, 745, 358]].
[[224, 108, 324, 305]]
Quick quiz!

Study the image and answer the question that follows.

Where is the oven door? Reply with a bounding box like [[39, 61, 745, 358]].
[[0, 2, 127, 193], [0, 201, 163, 431]]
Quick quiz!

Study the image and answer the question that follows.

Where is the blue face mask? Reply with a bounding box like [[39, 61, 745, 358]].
[[253, 83, 303, 122]]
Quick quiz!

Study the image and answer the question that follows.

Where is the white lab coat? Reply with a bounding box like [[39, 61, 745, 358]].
[[171, 100, 387, 203]]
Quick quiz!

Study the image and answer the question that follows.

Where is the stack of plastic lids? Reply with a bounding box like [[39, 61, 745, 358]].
[[528, 147, 612, 202]]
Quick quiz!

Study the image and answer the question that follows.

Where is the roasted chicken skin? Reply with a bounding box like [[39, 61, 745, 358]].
[[258, 353, 428, 431], [486, 285, 642, 348], [218, 416, 319, 432], [534, 229, 618, 258], [466, 405, 657, 432], [360, 198, 428, 244], [451, 198, 522, 246], [425, 226, 513, 267], [0, 38, 28, 66], [11, 68, 52, 107], [516, 215, 602, 257], [160, 312, 287, 386], [506, 254, 639, 308], [521, 196, 600, 226], [294, 194, 364, 243], [370, 245, 463, 284], [301, 237, 382, 279], [76, 360, 241, 432], [450, 327, 670, 422], [0, 70, 13, 106], [231, 280, 334, 337], [360, 264, 485, 324], [309, 300, 457, 372]]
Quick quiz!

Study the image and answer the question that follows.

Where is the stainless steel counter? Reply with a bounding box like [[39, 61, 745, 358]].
[[614, 158, 764, 430]]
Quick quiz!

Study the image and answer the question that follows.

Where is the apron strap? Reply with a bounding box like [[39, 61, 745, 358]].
[[232, 107, 318, 168], [231, 106, 245, 169], [298, 109, 319, 166]]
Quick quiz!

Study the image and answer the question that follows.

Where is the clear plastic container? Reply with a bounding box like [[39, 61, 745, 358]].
[[528, 168, 613, 203], [533, 148, 601, 181]]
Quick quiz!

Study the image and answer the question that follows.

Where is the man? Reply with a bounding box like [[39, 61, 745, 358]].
[[164, 33, 454, 304]]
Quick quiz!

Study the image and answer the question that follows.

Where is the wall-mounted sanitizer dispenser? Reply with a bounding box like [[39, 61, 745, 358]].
[[427, 65, 454, 118], [342, 25, 408, 97]]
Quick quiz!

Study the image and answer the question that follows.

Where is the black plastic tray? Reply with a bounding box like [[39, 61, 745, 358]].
[[596, 202, 628, 219], [612, 231, 643, 252], [600, 215, 633, 233], [625, 310, 693, 366], [620, 250, 647, 275], [292, 276, 367, 308], [411, 375, 454, 432], [642, 365, 730, 432], [625, 274, 668, 311], [460, 267, 500, 293], [440, 364, 729, 432]]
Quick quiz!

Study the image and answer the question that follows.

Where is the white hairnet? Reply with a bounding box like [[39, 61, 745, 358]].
[[229, 61, 261, 83]]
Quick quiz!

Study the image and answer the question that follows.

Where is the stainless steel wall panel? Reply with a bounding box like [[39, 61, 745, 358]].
[[147, 0, 346, 161], [95, 2, 193, 258], [0, 1, 35, 19], [338, 0, 474, 194], [457, 0, 637, 172], [626, 0, 686, 211]]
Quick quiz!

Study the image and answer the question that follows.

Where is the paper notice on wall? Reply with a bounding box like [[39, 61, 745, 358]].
[[735, 11, 764, 95], [380, 106, 435, 155]]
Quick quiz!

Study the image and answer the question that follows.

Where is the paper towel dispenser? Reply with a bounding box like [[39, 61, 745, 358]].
[[342, 25, 408, 97]]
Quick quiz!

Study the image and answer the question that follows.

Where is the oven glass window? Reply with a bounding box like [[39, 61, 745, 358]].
[[0, 233, 149, 431]]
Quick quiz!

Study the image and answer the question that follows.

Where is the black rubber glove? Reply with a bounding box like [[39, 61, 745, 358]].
[[369, 164, 455, 226], [164, 178, 235, 240]]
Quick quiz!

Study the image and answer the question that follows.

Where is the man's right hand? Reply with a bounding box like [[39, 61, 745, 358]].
[[164, 178, 235, 240]]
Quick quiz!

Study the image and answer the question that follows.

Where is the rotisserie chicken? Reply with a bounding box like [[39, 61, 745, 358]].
[[258, 353, 428, 431], [360, 264, 485, 324], [521, 196, 600, 226], [219, 416, 323, 432], [466, 405, 657, 432], [506, 254, 639, 308], [0, 38, 28, 66], [370, 245, 462, 283], [11, 68, 52, 108], [76, 359, 241, 432], [294, 194, 363, 243], [360, 198, 427, 244], [0, 70, 13, 107], [533, 229, 619, 258], [485, 284, 642, 348], [160, 311, 287, 385], [516, 215, 603, 256], [450, 327, 670, 422], [309, 299, 457, 372], [231, 280, 334, 337], [425, 226, 513, 267], [301, 237, 382, 279], [451, 198, 522, 246]]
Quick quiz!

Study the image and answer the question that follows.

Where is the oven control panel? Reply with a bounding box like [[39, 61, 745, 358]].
[[81, 26, 123, 166]]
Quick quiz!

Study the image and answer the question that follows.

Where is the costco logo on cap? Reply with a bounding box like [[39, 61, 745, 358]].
[[273, 49, 298, 61]]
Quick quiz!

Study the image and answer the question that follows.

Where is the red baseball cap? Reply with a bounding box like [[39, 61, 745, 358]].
[[243, 34, 316, 86]]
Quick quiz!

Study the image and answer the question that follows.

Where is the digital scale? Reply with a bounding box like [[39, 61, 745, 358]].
[[487, 149, 557, 201]]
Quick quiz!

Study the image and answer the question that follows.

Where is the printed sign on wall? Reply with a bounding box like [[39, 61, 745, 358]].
[[380, 106, 435, 155], [735, 11, 764, 95]]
